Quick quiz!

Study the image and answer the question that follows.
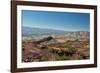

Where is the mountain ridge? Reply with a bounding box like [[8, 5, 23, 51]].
[[22, 26, 89, 36]]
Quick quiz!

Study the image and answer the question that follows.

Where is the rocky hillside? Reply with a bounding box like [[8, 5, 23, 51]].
[[22, 36, 90, 62]]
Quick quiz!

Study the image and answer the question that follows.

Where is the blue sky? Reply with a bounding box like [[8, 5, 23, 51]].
[[22, 10, 90, 31]]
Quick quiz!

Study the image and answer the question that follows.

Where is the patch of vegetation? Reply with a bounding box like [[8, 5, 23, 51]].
[[55, 53, 71, 60]]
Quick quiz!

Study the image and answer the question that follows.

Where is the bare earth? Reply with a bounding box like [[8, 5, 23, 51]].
[[22, 34, 90, 62]]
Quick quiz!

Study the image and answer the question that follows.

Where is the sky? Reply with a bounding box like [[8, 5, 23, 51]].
[[22, 10, 90, 31]]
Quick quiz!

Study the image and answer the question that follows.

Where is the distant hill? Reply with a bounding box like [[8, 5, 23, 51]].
[[22, 26, 89, 39], [22, 26, 67, 36]]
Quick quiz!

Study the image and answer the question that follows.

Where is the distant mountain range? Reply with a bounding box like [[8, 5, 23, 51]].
[[22, 26, 89, 37], [22, 26, 68, 36]]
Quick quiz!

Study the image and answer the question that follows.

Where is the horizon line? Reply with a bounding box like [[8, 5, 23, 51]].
[[23, 25, 89, 32]]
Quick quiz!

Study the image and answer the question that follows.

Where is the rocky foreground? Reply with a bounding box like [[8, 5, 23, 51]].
[[22, 35, 90, 62]]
